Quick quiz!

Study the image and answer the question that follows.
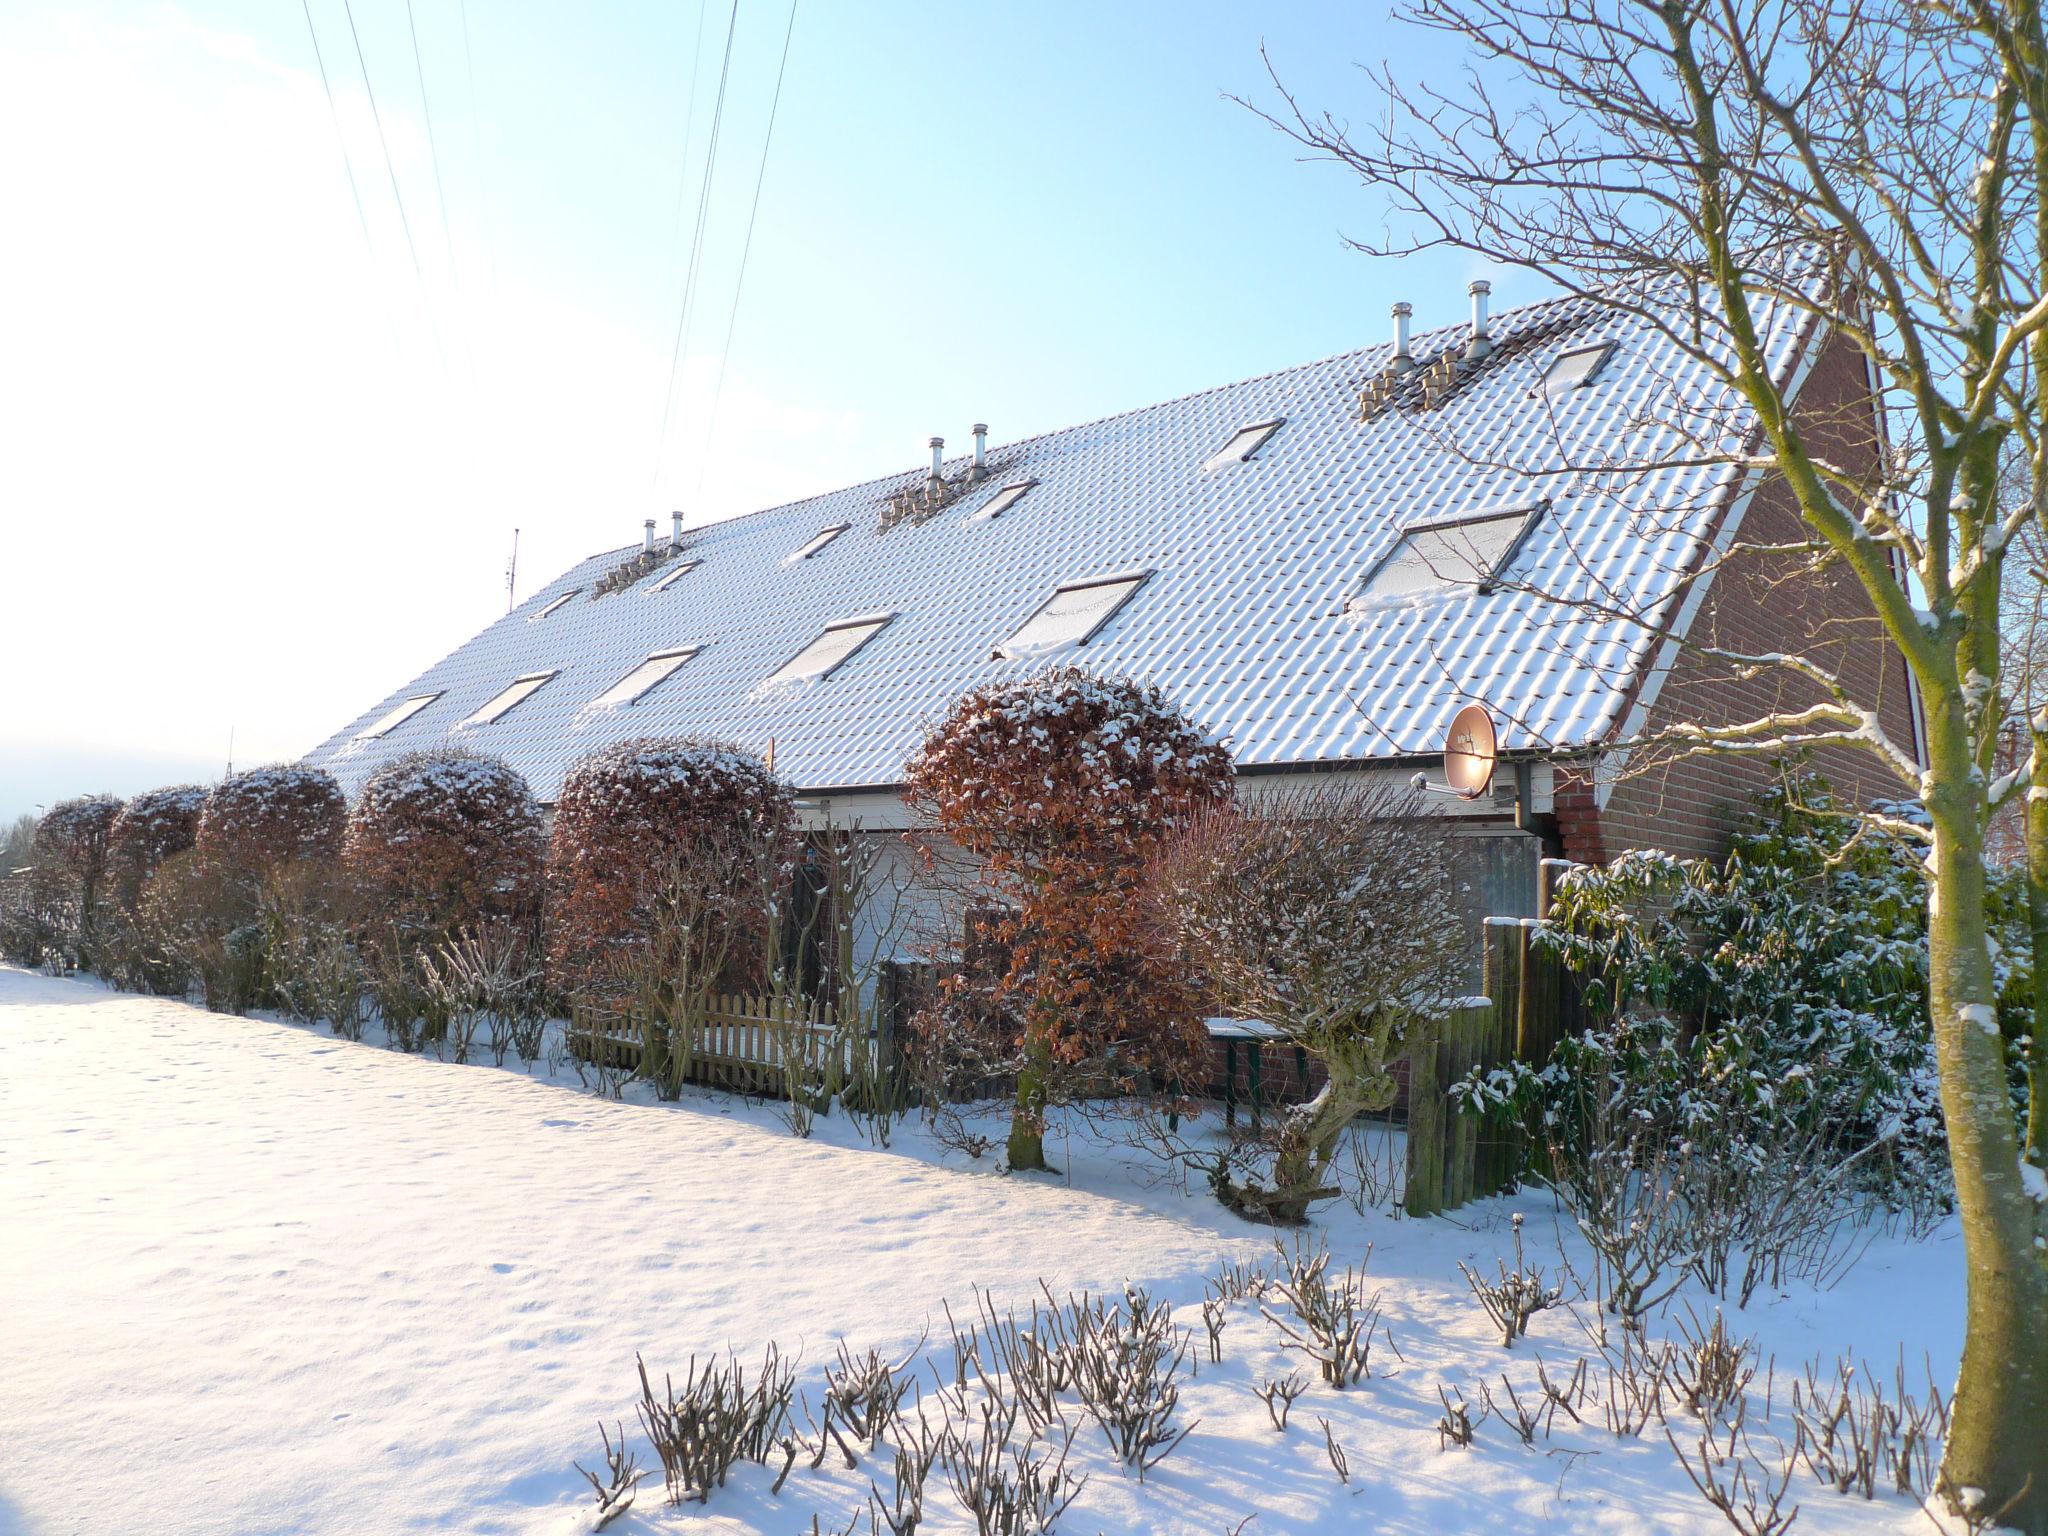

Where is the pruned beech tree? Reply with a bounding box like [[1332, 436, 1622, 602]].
[[106, 785, 208, 912], [196, 764, 346, 909], [31, 793, 122, 967], [1148, 779, 1468, 1221], [1255, 0, 2048, 1517], [903, 667, 1235, 1173]]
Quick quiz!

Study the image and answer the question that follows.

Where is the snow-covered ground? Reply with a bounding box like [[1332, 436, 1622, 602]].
[[0, 966, 1967, 1535]]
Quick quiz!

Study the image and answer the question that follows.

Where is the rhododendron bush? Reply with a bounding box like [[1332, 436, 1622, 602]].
[[545, 737, 796, 1000], [903, 667, 1234, 1172]]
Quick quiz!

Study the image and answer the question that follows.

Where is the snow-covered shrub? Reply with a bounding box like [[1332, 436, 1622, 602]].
[[99, 785, 209, 992], [133, 850, 256, 1011], [546, 737, 795, 1004], [634, 1345, 796, 1505], [1064, 1286, 1196, 1476], [197, 765, 346, 904], [28, 793, 123, 968], [1260, 1238, 1384, 1387], [344, 750, 544, 953], [903, 667, 1233, 1172], [1147, 777, 1467, 1221]]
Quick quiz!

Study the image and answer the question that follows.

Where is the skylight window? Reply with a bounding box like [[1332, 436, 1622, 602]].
[[647, 559, 701, 593], [1542, 342, 1615, 396], [1001, 573, 1150, 654], [969, 480, 1037, 523], [531, 590, 580, 621], [591, 647, 701, 708], [355, 693, 441, 740], [766, 614, 894, 684], [788, 524, 851, 562], [1203, 418, 1283, 473], [459, 671, 557, 727], [1353, 506, 1540, 604]]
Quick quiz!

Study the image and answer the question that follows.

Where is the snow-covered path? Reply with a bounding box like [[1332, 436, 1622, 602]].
[[0, 967, 1970, 1536], [0, 969, 1250, 1535]]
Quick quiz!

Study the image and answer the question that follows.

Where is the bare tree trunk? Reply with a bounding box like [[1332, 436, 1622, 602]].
[[1927, 720, 2048, 1532], [1007, 1035, 1054, 1173]]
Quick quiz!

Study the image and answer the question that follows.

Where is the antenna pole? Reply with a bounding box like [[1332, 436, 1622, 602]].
[[505, 528, 521, 612]]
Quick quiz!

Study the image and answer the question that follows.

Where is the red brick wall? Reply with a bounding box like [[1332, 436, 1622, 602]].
[[1561, 329, 1923, 865]]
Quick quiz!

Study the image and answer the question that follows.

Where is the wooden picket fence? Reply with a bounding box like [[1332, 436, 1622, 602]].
[[568, 990, 849, 1093], [1402, 914, 1588, 1216]]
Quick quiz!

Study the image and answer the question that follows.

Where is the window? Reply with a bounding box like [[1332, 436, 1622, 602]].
[[787, 524, 851, 562], [355, 692, 440, 740], [459, 671, 557, 727], [1353, 506, 1540, 603], [969, 481, 1037, 523], [646, 559, 701, 593], [1542, 342, 1614, 396], [531, 590, 579, 621], [591, 647, 700, 707], [766, 614, 894, 684], [1203, 418, 1283, 472], [1001, 573, 1150, 653]]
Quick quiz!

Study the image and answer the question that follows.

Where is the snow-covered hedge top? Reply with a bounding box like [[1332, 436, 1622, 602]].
[[905, 668, 1234, 855], [197, 765, 346, 875], [33, 794, 124, 875], [551, 737, 792, 842], [345, 750, 544, 936], [106, 785, 208, 893]]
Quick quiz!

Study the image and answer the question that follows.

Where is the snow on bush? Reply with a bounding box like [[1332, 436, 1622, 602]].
[[26, 794, 123, 966], [344, 750, 544, 951], [197, 764, 346, 893], [545, 737, 795, 999], [106, 784, 208, 908], [903, 667, 1234, 1171]]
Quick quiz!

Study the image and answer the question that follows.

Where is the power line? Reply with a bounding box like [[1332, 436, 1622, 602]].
[[694, 0, 799, 500], [404, 0, 463, 289], [342, 0, 445, 367], [298, 0, 375, 258], [651, 0, 742, 489]]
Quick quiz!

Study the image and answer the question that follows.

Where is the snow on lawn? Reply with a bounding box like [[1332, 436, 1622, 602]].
[[0, 966, 1968, 1536]]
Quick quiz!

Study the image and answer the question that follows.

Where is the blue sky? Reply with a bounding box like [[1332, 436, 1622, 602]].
[[0, 1, 1533, 821]]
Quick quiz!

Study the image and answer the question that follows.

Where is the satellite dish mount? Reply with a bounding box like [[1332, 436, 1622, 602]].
[[1411, 703, 1498, 801]]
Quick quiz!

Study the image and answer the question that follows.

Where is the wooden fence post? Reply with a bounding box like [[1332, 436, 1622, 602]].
[[1404, 1015, 1444, 1218]]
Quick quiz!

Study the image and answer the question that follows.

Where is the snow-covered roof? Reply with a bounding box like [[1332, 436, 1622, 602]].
[[307, 286, 1817, 801]]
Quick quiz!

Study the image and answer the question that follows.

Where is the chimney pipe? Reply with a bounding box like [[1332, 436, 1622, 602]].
[[643, 518, 656, 552], [929, 436, 945, 480], [971, 422, 988, 481], [1466, 279, 1493, 361], [1391, 301, 1414, 372], [670, 509, 685, 549]]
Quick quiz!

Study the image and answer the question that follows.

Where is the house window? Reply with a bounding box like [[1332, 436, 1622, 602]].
[[1353, 505, 1540, 603], [459, 671, 557, 727], [1542, 342, 1615, 396], [1000, 572, 1150, 653], [969, 481, 1037, 523], [1203, 418, 1283, 472], [591, 647, 700, 707], [766, 613, 894, 684], [355, 692, 440, 740], [531, 590, 580, 620], [787, 524, 851, 562], [647, 560, 701, 592]]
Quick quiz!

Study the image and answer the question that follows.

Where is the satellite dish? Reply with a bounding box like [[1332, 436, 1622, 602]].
[[1442, 704, 1497, 800]]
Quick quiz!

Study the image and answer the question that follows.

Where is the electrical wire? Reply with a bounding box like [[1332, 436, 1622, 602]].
[[693, 0, 799, 500], [651, 0, 742, 489], [404, 0, 463, 289], [342, 0, 445, 367], [299, 0, 375, 260]]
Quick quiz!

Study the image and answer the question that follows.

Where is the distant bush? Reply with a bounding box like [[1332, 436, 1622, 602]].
[[545, 738, 795, 1002], [29, 794, 123, 969], [98, 785, 211, 992]]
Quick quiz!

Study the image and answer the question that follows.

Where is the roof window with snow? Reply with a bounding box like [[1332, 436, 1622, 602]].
[[766, 613, 894, 684], [646, 559, 702, 593], [1352, 505, 1541, 604], [787, 524, 851, 563], [355, 692, 441, 740], [459, 671, 557, 727], [1000, 572, 1150, 655], [1203, 418, 1283, 472], [969, 480, 1037, 523], [591, 647, 701, 708], [531, 589, 580, 621], [1541, 342, 1615, 396]]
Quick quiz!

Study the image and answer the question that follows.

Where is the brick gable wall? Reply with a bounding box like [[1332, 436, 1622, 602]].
[[1557, 329, 1922, 865]]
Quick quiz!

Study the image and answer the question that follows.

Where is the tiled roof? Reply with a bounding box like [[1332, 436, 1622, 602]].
[[306, 286, 1816, 801]]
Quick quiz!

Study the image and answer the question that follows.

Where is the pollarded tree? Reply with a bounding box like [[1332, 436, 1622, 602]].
[[32, 793, 122, 967], [545, 737, 796, 1001], [106, 785, 208, 911], [344, 750, 544, 954], [196, 764, 346, 908], [904, 668, 1236, 1172], [1148, 779, 1468, 1221]]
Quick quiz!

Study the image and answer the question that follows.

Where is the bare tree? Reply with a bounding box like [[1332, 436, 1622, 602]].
[[1251, 0, 2047, 1518], [1148, 779, 1468, 1221]]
